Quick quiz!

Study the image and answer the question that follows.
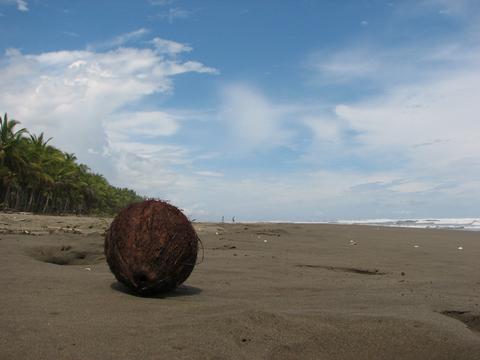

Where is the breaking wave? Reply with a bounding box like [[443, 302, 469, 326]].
[[328, 218, 480, 231]]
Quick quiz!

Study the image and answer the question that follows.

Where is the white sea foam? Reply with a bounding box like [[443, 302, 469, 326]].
[[327, 218, 480, 231], [245, 218, 480, 231]]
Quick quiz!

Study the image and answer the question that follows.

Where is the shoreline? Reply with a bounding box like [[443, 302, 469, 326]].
[[2, 211, 480, 232]]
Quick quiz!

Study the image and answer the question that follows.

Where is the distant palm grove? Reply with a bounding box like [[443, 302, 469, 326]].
[[0, 113, 143, 214]]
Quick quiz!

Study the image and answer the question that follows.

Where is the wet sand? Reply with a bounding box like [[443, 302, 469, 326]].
[[1, 212, 480, 359]]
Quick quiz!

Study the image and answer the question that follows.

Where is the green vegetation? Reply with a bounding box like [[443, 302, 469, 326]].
[[0, 113, 143, 214]]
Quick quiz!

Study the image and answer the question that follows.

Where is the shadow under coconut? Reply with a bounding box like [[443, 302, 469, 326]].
[[110, 281, 202, 298]]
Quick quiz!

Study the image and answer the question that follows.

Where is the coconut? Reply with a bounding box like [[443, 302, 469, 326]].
[[105, 200, 199, 295]]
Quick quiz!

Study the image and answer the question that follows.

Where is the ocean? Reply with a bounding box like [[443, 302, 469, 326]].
[[327, 218, 480, 231]]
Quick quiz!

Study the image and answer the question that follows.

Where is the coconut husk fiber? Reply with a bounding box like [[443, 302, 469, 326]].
[[104, 200, 199, 295]]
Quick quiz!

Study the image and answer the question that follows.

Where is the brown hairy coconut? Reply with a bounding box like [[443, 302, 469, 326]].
[[105, 200, 199, 295]]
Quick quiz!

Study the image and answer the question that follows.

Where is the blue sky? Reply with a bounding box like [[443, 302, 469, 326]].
[[1, 0, 480, 221]]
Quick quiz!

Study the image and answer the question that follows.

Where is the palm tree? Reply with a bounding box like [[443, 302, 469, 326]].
[[29, 132, 52, 150], [22, 133, 55, 211], [0, 114, 27, 208], [0, 113, 27, 167], [0, 113, 143, 214]]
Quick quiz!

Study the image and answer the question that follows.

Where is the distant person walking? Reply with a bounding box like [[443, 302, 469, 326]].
[[232, 216, 235, 223]]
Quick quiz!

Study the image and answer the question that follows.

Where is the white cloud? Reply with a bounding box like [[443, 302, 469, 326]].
[[16, 0, 26, 11], [335, 69, 480, 162], [0, 41, 217, 195], [151, 37, 192, 55], [308, 48, 381, 84], [219, 84, 296, 152], [106, 140, 191, 193], [163, 169, 424, 221], [104, 111, 180, 141], [0, 0, 28, 11], [212, 79, 473, 215], [308, 40, 480, 87], [327, 47, 480, 208], [303, 116, 342, 143], [388, 181, 436, 193], [194, 171, 224, 177], [215, 83, 350, 159]]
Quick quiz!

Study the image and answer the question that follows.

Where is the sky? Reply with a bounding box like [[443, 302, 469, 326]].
[[1, 0, 480, 221]]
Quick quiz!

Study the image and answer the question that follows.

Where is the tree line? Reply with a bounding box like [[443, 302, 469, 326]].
[[0, 113, 144, 214]]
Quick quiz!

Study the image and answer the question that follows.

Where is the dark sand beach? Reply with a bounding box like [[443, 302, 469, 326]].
[[1, 212, 480, 359]]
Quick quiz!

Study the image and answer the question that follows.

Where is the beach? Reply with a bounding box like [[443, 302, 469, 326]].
[[1, 212, 480, 359]]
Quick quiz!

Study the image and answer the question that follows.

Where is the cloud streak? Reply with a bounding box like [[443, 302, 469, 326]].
[[155, 7, 190, 22], [151, 37, 192, 55], [87, 28, 150, 51], [148, 0, 175, 6]]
